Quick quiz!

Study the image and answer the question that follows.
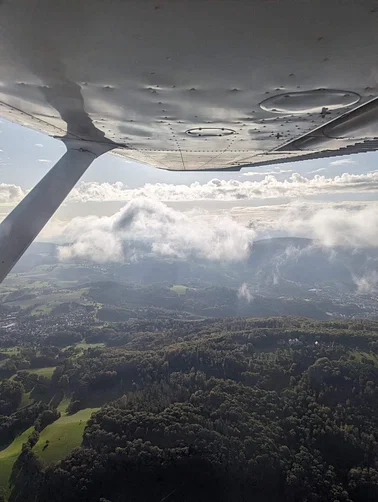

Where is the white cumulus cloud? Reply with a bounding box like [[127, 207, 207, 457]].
[[70, 181, 128, 202], [41, 200, 378, 265], [58, 198, 255, 263], [0, 183, 25, 203], [66, 171, 378, 202]]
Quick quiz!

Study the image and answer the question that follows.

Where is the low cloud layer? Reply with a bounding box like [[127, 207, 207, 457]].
[[272, 203, 378, 248], [54, 199, 378, 265], [58, 198, 255, 263], [229, 200, 378, 248], [67, 170, 378, 202]]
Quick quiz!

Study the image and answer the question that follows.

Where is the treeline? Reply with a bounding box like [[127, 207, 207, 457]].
[[3, 317, 378, 501], [0, 371, 61, 449]]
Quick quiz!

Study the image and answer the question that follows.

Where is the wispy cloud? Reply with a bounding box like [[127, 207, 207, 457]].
[[353, 271, 378, 294], [237, 283, 253, 303], [242, 171, 274, 176], [242, 169, 293, 176], [38, 159, 51, 163], [309, 167, 326, 174], [330, 159, 356, 166]]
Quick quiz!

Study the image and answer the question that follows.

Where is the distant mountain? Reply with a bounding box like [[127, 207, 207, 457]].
[[4, 238, 378, 320], [109, 237, 378, 297], [245, 237, 378, 295], [11, 238, 378, 297]]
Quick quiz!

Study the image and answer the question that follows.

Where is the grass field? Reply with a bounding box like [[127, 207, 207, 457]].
[[33, 407, 99, 466], [171, 285, 188, 296], [351, 351, 378, 364], [0, 398, 96, 496], [30, 304, 54, 316], [25, 366, 56, 378], [76, 342, 105, 350], [3, 287, 90, 315], [0, 426, 34, 499], [0, 347, 20, 356], [57, 396, 71, 414], [24, 280, 50, 288], [18, 390, 34, 409]]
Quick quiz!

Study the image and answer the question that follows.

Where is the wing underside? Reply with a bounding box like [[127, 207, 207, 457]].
[[0, 0, 378, 171]]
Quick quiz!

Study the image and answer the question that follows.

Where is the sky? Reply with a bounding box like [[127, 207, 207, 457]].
[[0, 118, 377, 263]]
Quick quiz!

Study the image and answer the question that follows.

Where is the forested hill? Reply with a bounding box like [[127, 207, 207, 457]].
[[2, 317, 378, 501]]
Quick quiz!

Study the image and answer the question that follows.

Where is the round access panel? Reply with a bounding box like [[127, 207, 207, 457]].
[[260, 89, 360, 114]]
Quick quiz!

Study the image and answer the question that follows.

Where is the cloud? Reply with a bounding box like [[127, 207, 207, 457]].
[[242, 171, 274, 176], [227, 200, 378, 249], [42, 199, 378, 269], [67, 171, 378, 202], [353, 271, 378, 294], [38, 159, 51, 163], [309, 167, 326, 174], [69, 181, 128, 202], [0, 183, 25, 203], [237, 283, 253, 303], [330, 159, 356, 166], [274, 203, 378, 248], [58, 198, 255, 263], [242, 169, 293, 176], [35, 144, 44, 147]]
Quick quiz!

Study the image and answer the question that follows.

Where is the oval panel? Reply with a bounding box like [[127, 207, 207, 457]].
[[260, 89, 361, 114]]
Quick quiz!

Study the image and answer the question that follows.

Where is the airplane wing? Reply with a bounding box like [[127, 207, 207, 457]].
[[0, 0, 377, 280]]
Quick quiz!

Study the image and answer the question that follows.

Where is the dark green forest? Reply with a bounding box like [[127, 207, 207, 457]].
[[2, 317, 378, 501]]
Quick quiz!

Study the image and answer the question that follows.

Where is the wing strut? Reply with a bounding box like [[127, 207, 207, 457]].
[[0, 139, 114, 283]]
